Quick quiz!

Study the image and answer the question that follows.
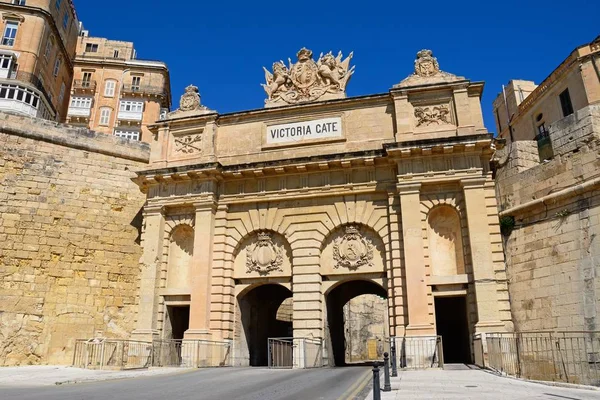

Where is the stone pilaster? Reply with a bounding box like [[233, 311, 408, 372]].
[[387, 192, 406, 337], [454, 87, 475, 135], [185, 199, 217, 340], [398, 182, 435, 335], [461, 177, 504, 332], [131, 205, 165, 342], [292, 244, 322, 340], [209, 204, 231, 340]]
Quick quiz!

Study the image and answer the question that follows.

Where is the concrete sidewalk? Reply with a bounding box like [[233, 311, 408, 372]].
[[364, 366, 600, 399], [0, 366, 192, 387]]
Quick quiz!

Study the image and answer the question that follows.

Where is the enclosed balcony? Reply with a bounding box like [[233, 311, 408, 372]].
[[68, 96, 93, 118], [117, 100, 144, 122]]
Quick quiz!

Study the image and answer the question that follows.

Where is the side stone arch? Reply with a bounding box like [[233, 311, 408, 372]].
[[160, 214, 195, 291], [426, 204, 466, 276]]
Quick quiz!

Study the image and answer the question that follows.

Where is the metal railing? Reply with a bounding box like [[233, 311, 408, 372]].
[[268, 337, 324, 369], [121, 83, 168, 98], [395, 335, 444, 370], [73, 339, 152, 370], [152, 339, 231, 368], [485, 331, 600, 386], [72, 79, 97, 91]]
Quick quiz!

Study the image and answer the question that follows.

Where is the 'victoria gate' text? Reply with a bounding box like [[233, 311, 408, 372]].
[[266, 117, 343, 145]]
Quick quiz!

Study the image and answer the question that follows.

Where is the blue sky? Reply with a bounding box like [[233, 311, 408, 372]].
[[74, 0, 599, 133]]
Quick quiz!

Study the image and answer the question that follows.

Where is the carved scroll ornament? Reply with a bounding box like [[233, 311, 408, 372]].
[[414, 105, 451, 127]]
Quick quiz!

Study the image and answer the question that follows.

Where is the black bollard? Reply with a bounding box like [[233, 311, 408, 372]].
[[383, 352, 392, 392], [372, 361, 381, 400], [391, 340, 398, 377]]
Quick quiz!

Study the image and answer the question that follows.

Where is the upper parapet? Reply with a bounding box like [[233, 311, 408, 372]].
[[262, 48, 355, 108]]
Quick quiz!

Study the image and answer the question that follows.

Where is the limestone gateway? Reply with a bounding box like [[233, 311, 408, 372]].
[[132, 48, 511, 367]]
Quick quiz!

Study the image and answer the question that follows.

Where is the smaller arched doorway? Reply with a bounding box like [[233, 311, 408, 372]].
[[325, 280, 388, 366], [237, 284, 292, 366]]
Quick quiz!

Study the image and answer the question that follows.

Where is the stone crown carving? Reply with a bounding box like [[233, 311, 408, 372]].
[[246, 231, 284, 275], [333, 225, 374, 270], [394, 49, 465, 89], [262, 48, 355, 107], [168, 84, 215, 118]]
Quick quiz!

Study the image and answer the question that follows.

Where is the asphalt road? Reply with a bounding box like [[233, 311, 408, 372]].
[[1, 367, 372, 400]]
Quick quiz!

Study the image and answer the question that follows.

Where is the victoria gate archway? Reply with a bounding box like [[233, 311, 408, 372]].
[[237, 284, 292, 366], [326, 280, 388, 366]]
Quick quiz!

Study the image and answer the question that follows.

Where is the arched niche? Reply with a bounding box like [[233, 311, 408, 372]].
[[166, 224, 194, 290], [233, 230, 292, 279], [320, 224, 386, 276], [427, 205, 465, 276]]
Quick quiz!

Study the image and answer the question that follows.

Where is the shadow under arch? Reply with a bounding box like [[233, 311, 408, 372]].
[[325, 279, 387, 367], [236, 283, 292, 367]]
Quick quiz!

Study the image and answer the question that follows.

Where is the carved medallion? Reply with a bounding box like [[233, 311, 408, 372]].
[[179, 85, 202, 111], [414, 105, 451, 127], [333, 225, 374, 270], [414, 49, 440, 77], [174, 134, 202, 154], [246, 232, 284, 275], [262, 48, 355, 107]]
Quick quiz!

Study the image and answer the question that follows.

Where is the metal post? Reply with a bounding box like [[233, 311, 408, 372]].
[[383, 352, 392, 391], [391, 338, 398, 377], [372, 362, 381, 400]]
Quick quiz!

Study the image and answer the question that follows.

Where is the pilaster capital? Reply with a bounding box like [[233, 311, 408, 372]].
[[143, 204, 165, 216], [460, 177, 487, 190], [193, 200, 218, 213], [397, 181, 422, 195]]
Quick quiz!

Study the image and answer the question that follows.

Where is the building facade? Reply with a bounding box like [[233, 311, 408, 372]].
[[66, 30, 171, 143], [0, 0, 78, 121], [494, 36, 600, 332], [493, 36, 600, 158], [132, 49, 511, 367]]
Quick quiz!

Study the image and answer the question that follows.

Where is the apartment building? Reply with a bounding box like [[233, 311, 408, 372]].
[[493, 36, 600, 160], [0, 0, 79, 121], [67, 30, 171, 142]]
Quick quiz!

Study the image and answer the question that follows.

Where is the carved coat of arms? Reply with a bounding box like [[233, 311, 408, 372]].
[[414, 105, 451, 127], [333, 225, 374, 270], [179, 85, 204, 111], [246, 232, 284, 275], [262, 48, 355, 107], [414, 49, 440, 77]]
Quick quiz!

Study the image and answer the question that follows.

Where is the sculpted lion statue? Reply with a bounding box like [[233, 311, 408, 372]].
[[318, 54, 344, 89], [262, 61, 290, 99]]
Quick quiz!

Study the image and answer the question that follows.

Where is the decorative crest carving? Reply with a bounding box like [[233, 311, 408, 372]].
[[333, 225, 374, 270], [179, 85, 204, 112], [174, 134, 202, 154], [262, 48, 355, 107], [414, 105, 451, 127], [414, 49, 440, 77], [246, 231, 284, 275]]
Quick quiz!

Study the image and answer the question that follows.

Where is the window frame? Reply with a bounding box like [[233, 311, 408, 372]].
[[119, 100, 144, 113], [114, 129, 140, 141], [69, 96, 93, 109], [53, 58, 61, 77], [99, 107, 112, 126], [2, 21, 19, 47], [559, 88, 574, 117], [104, 80, 116, 97], [55, 0, 62, 10]]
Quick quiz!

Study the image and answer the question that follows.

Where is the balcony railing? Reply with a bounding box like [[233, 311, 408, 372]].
[[67, 107, 91, 117], [117, 110, 143, 121], [121, 84, 167, 98], [72, 79, 97, 91]]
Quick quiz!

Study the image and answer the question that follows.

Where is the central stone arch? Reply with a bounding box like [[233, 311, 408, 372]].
[[319, 223, 388, 366]]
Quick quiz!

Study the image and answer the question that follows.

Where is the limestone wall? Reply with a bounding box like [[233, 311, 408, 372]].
[[0, 113, 149, 365], [496, 104, 600, 331]]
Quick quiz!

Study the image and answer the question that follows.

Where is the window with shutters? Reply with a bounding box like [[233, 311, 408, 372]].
[[99, 107, 111, 125], [104, 80, 116, 97]]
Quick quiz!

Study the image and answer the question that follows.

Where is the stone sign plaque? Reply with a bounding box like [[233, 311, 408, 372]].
[[265, 117, 343, 146]]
